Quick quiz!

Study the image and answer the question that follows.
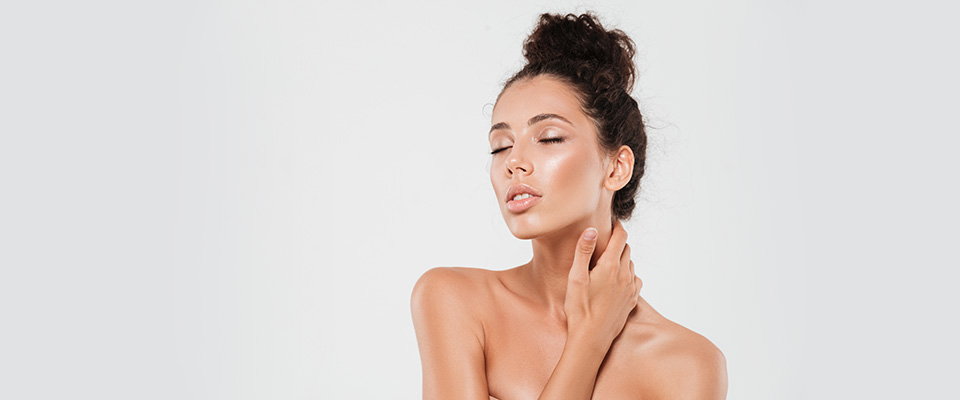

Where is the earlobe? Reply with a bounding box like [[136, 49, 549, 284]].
[[605, 146, 634, 191]]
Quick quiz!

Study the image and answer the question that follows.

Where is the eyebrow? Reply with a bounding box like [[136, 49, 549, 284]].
[[489, 113, 573, 136]]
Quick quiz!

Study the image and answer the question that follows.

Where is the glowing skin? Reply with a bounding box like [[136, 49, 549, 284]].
[[489, 75, 611, 241], [489, 75, 635, 316], [412, 75, 728, 400]]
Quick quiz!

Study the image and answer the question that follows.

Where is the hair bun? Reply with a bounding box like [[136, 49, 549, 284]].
[[522, 12, 637, 94]]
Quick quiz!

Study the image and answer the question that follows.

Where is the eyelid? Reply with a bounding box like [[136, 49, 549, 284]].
[[489, 129, 567, 154], [490, 145, 510, 155], [540, 127, 568, 139], [490, 136, 564, 155]]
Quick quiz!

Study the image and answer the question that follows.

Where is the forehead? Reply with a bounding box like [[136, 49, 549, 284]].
[[492, 76, 588, 127]]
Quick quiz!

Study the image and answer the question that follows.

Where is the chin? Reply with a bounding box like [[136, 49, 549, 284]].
[[509, 229, 541, 240], [505, 208, 598, 240], [504, 214, 558, 240], [509, 229, 540, 240]]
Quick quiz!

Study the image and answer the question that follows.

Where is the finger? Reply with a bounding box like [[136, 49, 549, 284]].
[[568, 227, 598, 283], [634, 275, 643, 296], [629, 259, 635, 279], [598, 219, 628, 270], [618, 242, 631, 276]]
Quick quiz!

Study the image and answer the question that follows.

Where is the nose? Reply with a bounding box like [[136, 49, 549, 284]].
[[506, 142, 532, 176]]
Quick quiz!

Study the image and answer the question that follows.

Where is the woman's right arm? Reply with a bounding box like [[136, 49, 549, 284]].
[[538, 220, 642, 400], [411, 220, 639, 400], [411, 267, 489, 400]]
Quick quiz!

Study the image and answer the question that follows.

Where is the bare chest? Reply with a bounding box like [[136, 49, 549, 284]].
[[482, 307, 642, 400]]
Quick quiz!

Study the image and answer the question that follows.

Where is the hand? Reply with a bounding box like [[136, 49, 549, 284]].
[[563, 219, 642, 353]]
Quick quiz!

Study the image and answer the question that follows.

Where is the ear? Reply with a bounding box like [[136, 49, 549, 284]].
[[603, 145, 634, 192]]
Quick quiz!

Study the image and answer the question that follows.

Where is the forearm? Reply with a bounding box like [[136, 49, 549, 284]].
[[537, 338, 609, 400]]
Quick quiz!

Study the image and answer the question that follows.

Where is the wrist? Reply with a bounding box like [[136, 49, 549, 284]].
[[564, 329, 612, 359]]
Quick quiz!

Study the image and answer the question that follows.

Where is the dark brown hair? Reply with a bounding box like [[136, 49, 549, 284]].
[[499, 12, 647, 221]]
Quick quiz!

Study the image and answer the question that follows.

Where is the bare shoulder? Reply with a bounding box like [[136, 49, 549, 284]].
[[411, 266, 499, 299], [410, 266, 501, 318], [611, 298, 728, 399], [411, 268, 505, 398]]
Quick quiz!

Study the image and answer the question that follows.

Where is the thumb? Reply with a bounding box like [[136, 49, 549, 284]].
[[568, 227, 598, 283]]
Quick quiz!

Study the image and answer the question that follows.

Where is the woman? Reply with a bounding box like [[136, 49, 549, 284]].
[[411, 12, 728, 400]]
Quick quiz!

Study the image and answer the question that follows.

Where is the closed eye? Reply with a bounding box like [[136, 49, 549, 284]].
[[490, 137, 564, 155]]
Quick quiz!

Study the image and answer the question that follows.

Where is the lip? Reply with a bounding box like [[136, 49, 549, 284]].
[[506, 195, 541, 213], [505, 183, 543, 213], [505, 183, 543, 202]]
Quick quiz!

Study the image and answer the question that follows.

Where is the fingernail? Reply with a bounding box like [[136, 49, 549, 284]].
[[584, 228, 597, 240]]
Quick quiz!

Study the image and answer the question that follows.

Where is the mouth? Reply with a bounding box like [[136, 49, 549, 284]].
[[504, 183, 543, 213], [506, 194, 542, 213]]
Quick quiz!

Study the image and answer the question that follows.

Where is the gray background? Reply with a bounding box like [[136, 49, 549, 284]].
[[1, 0, 957, 399]]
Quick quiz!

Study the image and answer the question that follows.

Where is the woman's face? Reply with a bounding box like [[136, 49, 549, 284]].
[[489, 75, 612, 239]]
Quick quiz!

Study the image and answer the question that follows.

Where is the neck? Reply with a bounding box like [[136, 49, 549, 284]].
[[520, 214, 616, 322]]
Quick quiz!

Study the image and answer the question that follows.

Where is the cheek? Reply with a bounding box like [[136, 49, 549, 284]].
[[490, 168, 508, 203], [545, 152, 596, 186], [542, 150, 600, 192]]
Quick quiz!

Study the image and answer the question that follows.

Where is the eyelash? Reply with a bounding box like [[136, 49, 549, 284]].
[[490, 137, 564, 155]]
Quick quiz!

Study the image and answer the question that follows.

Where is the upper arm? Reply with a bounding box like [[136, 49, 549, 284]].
[[411, 267, 489, 400], [645, 335, 728, 400]]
